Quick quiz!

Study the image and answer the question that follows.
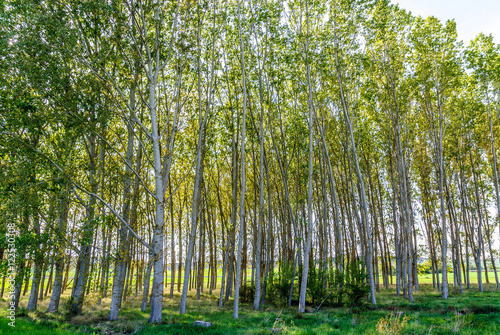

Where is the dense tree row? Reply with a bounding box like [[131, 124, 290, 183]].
[[1, 0, 500, 324]]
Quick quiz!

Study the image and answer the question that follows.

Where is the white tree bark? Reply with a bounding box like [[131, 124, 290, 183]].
[[299, 0, 315, 314], [437, 98, 449, 300], [27, 212, 42, 311], [470, 149, 484, 292], [148, 74, 165, 323], [71, 131, 99, 314], [141, 251, 153, 312], [108, 78, 137, 320], [233, 0, 248, 319], [333, 30, 377, 305], [47, 188, 70, 313]]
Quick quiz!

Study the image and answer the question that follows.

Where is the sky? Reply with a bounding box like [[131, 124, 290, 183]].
[[393, 0, 500, 45]]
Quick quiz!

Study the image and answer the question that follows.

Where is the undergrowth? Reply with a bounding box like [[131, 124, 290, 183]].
[[0, 283, 499, 334]]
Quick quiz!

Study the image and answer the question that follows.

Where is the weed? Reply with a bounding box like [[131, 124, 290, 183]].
[[117, 320, 143, 334], [376, 312, 410, 335], [448, 312, 474, 333], [271, 311, 287, 334], [70, 314, 101, 325]]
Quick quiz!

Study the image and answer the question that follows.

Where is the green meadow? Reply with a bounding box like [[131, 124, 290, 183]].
[[1, 277, 500, 335]]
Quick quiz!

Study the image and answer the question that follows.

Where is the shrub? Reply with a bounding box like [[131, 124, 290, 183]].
[[265, 258, 370, 310], [63, 297, 80, 318], [240, 283, 255, 303], [266, 262, 296, 307], [305, 258, 369, 310], [306, 264, 328, 306], [306, 262, 342, 308], [343, 259, 370, 310]]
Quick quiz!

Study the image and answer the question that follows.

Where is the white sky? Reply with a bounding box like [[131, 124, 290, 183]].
[[393, 0, 500, 45]]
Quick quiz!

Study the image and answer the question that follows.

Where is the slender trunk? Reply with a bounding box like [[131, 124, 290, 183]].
[[487, 96, 500, 290], [44, 256, 54, 298], [141, 252, 153, 312], [253, 43, 266, 312], [71, 131, 99, 314], [470, 149, 483, 292], [233, 0, 247, 319], [169, 179, 177, 299], [179, 73, 209, 315], [217, 171, 230, 307], [149, 76, 166, 323], [482, 186, 499, 289], [334, 35, 376, 305], [27, 213, 42, 310], [437, 99, 449, 299], [47, 189, 70, 313], [108, 86, 136, 320], [299, 1, 315, 313]]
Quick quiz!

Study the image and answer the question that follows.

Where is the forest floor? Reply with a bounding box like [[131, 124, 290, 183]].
[[1, 282, 500, 334]]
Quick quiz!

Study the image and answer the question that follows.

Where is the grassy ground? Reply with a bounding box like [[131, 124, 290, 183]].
[[398, 271, 486, 285], [1, 282, 500, 334]]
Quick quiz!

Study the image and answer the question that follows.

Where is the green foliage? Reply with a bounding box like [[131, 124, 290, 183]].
[[2, 0, 500, 329], [239, 283, 255, 304], [417, 260, 432, 275], [264, 258, 370, 311], [342, 260, 370, 311], [305, 262, 343, 308], [266, 262, 296, 307], [305, 264, 329, 306], [63, 297, 81, 318], [417, 260, 454, 274]]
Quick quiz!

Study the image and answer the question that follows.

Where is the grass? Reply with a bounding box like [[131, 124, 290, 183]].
[[391, 270, 490, 285], [1, 280, 500, 334]]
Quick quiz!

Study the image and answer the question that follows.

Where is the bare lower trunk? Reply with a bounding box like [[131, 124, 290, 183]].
[[233, 0, 247, 319], [70, 133, 99, 314], [217, 176, 230, 307], [179, 107, 208, 315], [253, 66, 265, 312], [27, 214, 42, 310], [334, 35, 376, 305], [169, 181, 177, 299], [47, 190, 70, 313], [141, 253, 153, 312], [487, 97, 500, 290], [108, 84, 136, 321], [147, 59, 170, 321], [470, 150, 483, 292], [299, 2, 315, 313], [13, 257, 25, 310]]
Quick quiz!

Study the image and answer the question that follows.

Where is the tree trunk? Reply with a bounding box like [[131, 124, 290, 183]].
[[299, 2, 315, 313], [233, 0, 248, 319], [108, 85, 136, 320], [47, 188, 70, 313], [470, 149, 483, 292], [27, 212, 43, 310], [70, 131, 99, 314]]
